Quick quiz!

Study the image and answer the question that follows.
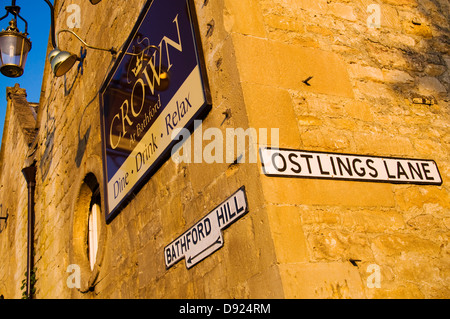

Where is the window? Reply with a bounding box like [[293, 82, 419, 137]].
[[71, 170, 105, 292], [87, 183, 101, 271], [88, 202, 101, 270]]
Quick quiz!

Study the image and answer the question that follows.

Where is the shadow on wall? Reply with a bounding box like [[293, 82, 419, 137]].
[[72, 47, 119, 168], [364, 0, 449, 103], [39, 103, 55, 182]]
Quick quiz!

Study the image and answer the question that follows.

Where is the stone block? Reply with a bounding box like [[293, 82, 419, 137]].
[[241, 82, 301, 148], [307, 229, 374, 262], [297, 115, 323, 126], [370, 282, 425, 299], [300, 208, 341, 226], [260, 175, 395, 207], [300, 127, 351, 151], [340, 209, 405, 233], [349, 64, 384, 82], [402, 21, 433, 38], [394, 186, 450, 210], [223, 0, 266, 37], [298, 0, 328, 14], [278, 262, 365, 298], [417, 77, 447, 95], [223, 215, 262, 285], [353, 132, 415, 156], [344, 100, 374, 121], [232, 34, 354, 98], [328, 3, 357, 21], [266, 205, 308, 263], [382, 69, 414, 83], [264, 14, 304, 32], [372, 234, 441, 258], [381, 0, 418, 6], [247, 264, 284, 298]]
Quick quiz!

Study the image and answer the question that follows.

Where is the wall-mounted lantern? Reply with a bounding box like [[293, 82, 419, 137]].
[[0, 2, 31, 77], [0, 0, 56, 78], [48, 29, 117, 77]]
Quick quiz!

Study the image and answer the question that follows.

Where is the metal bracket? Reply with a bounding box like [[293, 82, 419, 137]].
[[77, 47, 87, 75], [0, 210, 8, 233], [302, 76, 313, 86]]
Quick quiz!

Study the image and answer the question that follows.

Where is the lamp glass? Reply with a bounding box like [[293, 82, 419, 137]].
[[48, 48, 61, 63], [0, 31, 31, 78], [51, 50, 78, 77]]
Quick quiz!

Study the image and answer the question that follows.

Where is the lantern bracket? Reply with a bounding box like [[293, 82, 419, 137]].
[[0, 0, 56, 48], [0, 2, 28, 35], [77, 46, 87, 75]]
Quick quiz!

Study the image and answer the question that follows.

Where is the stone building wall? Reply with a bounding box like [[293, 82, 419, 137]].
[[0, 0, 448, 299], [228, 0, 450, 298], [0, 85, 38, 298]]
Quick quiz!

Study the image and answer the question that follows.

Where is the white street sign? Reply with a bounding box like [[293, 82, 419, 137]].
[[260, 148, 442, 185], [165, 187, 248, 269]]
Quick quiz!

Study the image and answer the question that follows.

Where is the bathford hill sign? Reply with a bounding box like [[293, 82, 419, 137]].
[[165, 187, 249, 269], [100, 0, 210, 223]]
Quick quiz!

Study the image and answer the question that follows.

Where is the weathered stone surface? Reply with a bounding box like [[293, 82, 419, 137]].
[[232, 33, 354, 98], [0, 0, 449, 300]]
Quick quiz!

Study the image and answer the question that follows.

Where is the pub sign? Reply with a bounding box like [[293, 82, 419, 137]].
[[100, 0, 210, 223]]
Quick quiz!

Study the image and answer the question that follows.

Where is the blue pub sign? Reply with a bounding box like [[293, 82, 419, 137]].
[[99, 0, 211, 223]]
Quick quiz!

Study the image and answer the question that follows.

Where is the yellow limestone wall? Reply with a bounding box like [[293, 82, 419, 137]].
[[0, 0, 448, 299], [0, 85, 37, 298], [228, 0, 449, 298]]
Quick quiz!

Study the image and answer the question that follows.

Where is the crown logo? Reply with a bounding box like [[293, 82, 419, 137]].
[[132, 52, 144, 77]]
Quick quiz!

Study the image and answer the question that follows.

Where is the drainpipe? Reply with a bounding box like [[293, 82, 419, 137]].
[[22, 163, 36, 299]]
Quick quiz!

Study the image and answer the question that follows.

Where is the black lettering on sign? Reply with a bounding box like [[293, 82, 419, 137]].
[[260, 147, 442, 186], [165, 187, 248, 269]]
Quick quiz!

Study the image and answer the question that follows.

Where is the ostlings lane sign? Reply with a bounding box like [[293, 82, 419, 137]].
[[99, 0, 211, 223], [260, 148, 442, 185]]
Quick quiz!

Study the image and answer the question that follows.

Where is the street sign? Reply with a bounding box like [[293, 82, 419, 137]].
[[260, 148, 442, 185], [165, 187, 249, 269], [99, 0, 211, 223]]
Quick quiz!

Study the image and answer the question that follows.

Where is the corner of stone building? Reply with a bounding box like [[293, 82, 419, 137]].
[[218, 0, 368, 299], [1, 0, 448, 300], [0, 83, 41, 299], [223, 0, 450, 299]]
